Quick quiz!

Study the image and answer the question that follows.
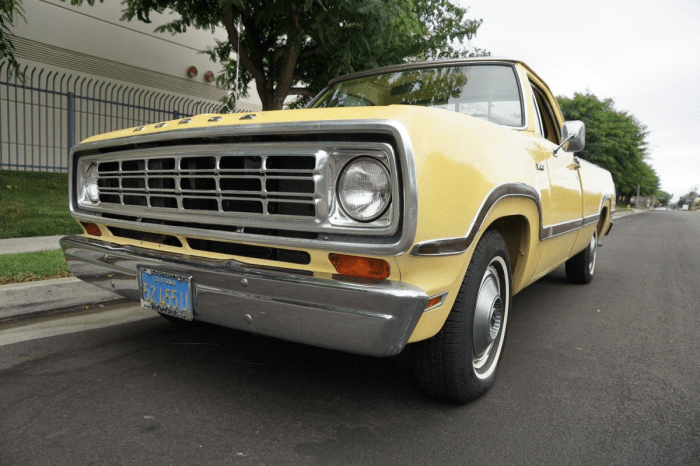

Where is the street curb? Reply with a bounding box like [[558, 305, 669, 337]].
[[0, 277, 126, 323], [612, 209, 643, 219]]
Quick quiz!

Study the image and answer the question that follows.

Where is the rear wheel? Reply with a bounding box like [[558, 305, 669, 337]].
[[565, 229, 598, 284], [412, 230, 512, 404]]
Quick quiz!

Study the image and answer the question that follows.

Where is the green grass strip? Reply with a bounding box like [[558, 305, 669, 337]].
[[0, 170, 83, 239], [0, 249, 72, 285]]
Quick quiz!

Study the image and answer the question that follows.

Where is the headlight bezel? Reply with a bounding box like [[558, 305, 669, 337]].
[[77, 161, 100, 206], [325, 144, 398, 232], [336, 156, 392, 223], [85, 163, 100, 203]]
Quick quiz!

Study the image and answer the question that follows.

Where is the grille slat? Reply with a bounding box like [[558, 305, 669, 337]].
[[96, 154, 317, 218]]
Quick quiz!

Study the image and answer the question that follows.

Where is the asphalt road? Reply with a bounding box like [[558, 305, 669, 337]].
[[1, 211, 699, 466]]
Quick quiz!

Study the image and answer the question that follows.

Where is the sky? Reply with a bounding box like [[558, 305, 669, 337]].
[[460, 0, 700, 201]]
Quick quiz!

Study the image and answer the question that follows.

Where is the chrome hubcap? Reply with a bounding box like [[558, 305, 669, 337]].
[[473, 265, 504, 373], [588, 232, 598, 275]]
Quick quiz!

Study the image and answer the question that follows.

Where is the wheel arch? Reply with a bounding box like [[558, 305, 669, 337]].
[[405, 190, 542, 343], [598, 205, 609, 235], [483, 214, 531, 293], [598, 195, 614, 236]]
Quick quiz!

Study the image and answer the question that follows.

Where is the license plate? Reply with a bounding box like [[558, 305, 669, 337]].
[[139, 268, 194, 321]]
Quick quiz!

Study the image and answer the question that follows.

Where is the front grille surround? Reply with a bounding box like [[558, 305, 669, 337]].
[[69, 121, 418, 256], [75, 142, 398, 236]]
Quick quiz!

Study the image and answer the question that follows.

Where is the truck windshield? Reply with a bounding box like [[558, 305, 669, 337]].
[[312, 64, 524, 127]]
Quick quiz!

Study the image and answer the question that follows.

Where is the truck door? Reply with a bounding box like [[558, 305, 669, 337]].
[[530, 84, 583, 273]]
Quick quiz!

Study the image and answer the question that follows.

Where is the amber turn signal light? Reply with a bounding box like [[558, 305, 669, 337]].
[[81, 222, 102, 237], [328, 253, 390, 280], [426, 296, 442, 309]]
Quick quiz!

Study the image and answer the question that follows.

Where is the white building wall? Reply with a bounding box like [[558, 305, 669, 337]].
[[13, 0, 227, 87], [2, 0, 262, 172]]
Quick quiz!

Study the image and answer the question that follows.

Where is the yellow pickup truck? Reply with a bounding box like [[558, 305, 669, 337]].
[[61, 58, 615, 403]]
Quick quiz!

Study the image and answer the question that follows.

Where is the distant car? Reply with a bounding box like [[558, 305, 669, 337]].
[[61, 58, 615, 403]]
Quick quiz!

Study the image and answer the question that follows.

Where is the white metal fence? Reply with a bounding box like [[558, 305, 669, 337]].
[[0, 62, 223, 172]]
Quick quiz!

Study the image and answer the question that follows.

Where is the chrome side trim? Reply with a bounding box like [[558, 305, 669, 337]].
[[582, 213, 601, 227], [541, 217, 585, 239], [69, 120, 419, 256], [411, 185, 610, 257], [61, 235, 428, 357]]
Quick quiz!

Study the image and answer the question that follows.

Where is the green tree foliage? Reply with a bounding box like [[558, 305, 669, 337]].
[[0, 0, 25, 76], [557, 92, 659, 201], [655, 190, 672, 206], [53, 0, 484, 111], [286, 0, 488, 109]]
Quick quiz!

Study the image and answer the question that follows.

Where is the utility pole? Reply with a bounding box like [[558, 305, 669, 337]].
[[635, 185, 640, 209]]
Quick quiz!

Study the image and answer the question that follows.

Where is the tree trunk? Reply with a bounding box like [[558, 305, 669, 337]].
[[257, 83, 288, 111], [221, 5, 303, 112], [259, 88, 276, 111]]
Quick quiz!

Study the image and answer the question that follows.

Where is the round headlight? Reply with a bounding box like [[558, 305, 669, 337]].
[[85, 163, 100, 203], [337, 158, 391, 222]]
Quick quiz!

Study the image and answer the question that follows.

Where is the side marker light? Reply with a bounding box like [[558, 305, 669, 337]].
[[425, 292, 448, 311]]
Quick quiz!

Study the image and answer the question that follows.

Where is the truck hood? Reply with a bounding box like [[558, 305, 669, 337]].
[[79, 105, 493, 144]]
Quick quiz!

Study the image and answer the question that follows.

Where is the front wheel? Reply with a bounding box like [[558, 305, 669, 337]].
[[565, 229, 598, 284], [412, 230, 512, 404]]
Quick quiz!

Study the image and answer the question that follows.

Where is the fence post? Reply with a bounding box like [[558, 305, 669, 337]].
[[173, 110, 179, 120], [67, 92, 75, 149]]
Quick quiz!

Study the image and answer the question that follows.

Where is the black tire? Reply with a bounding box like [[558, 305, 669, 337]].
[[565, 229, 598, 284], [411, 230, 512, 404]]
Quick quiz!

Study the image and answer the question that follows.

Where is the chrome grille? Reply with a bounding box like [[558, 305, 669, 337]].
[[75, 140, 401, 242], [95, 153, 317, 218]]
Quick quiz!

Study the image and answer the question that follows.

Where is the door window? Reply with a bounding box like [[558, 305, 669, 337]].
[[530, 84, 560, 144]]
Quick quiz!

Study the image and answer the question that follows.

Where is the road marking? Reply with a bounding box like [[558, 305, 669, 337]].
[[0, 305, 154, 346]]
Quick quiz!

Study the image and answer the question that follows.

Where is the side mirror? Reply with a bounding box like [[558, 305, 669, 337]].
[[554, 120, 585, 155]]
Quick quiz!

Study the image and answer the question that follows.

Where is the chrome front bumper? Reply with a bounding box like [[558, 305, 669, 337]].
[[60, 235, 428, 356]]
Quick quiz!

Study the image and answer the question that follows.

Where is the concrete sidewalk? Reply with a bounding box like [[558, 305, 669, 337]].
[[0, 235, 64, 254], [0, 277, 127, 323], [0, 235, 127, 323]]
